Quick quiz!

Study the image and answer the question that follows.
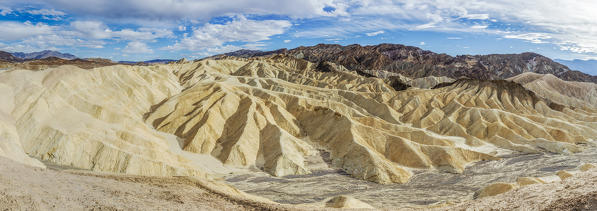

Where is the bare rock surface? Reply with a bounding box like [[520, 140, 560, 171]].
[[0, 56, 596, 210], [435, 165, 597, 210], [508, 72, 597, 109], [0, 157, 306, 210]]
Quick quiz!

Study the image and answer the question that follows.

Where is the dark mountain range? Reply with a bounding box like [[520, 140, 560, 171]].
[[119, 59, 178, 64], [144, 59, 178, 64], [212, 43, 597, 83], [12, 50, 77, 60], [0, 51, 22, 62]]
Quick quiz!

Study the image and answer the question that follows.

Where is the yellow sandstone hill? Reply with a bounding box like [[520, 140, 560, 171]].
[[0, 56, 596, 185], [508, 72, 597, 109]]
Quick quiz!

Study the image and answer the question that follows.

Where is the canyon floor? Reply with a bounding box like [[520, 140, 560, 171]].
[[0, 157, 296, 211], [226, 146, 597, 209], [2, 155, 596, 210], [1, 55, 596, 210]]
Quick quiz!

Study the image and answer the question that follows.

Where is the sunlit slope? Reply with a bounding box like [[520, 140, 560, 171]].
[[147, 56, 597, 183], [1, 56, 595, 184], [0, 65, 206, 176], [508, 72, 597, 109]]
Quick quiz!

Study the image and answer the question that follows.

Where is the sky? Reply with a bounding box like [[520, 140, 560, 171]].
[[1, 0, 597, 67]]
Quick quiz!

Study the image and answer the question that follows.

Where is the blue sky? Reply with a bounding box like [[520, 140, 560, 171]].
[[1, 0, 597, 72]]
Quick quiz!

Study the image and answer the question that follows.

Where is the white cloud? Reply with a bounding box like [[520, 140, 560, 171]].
[[71, 21, 173, 40], [167, 16, 291, 51], [289, 0, 597, 56], [123, 41, 153, 54], [348, 0, 597, 54], [0, 21, 54, 41], [504, 33, 551, 44], [22, 0, 348, 23], [283, 40, 291, 43], [0, 6, 12, 16], [420, 42, 426, 45], [470, 25, 488, 29], [71, 21, 112, 39], [365, 30, 384, 36], [0, 20, 168, 52], [3, 0, 597, 58], [462, 13, 489, 20], [26, 9, 65, 16]]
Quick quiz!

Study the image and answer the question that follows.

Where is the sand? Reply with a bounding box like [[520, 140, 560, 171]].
[[0, 157, 302, 211], [436, 166, 597, 210]]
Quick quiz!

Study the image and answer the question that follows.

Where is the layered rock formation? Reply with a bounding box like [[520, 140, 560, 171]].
[[0, 65, 207, 176], [0, 57, 116, 70], [1, 56, 596, 185], [0, 51, 22, 62], [11, 50, 77, 60], [508, 72, 597, 109], [214, 44, 597, 83]]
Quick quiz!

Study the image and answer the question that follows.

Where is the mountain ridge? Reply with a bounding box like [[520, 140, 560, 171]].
[[211, 43, 597, 83], [11, 50, 77, 60]]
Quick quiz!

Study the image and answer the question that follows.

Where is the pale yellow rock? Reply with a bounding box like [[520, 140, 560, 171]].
[[0, 65, 205, 177], [477, 183, 518, 198], [0, 111, 45, 169], [557, 170, 574, 180], [516, 177, 545, 186], [1, 56, 596, 185], [408, 76, 455, 89], [508, 72, 597, 109], [325, 195, 375, 209], [0, 83, 45, 169], [580, 163, 596, 172]]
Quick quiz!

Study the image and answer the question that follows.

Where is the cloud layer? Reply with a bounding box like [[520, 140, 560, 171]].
[[166, 16, 291, 52], [1, 0, 596, 60]]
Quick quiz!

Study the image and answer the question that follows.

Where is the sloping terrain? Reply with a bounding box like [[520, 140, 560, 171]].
[[11, 50, 77, 60], [0, 157, 294, 211], [508, 72, 597, 109], [0, 51, 22, 62], [213, 44, 597, 83], [0, 57, 116, 70], [0, 64, 208, 177], [0, 55, 596, 209], [436, 165, 597, 211], [1, 56, 596, 186]]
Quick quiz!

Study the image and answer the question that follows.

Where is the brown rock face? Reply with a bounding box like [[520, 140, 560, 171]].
[[0, 57, 117, 70], [213, 43, 597, 83], [0, 51, 22, 62]]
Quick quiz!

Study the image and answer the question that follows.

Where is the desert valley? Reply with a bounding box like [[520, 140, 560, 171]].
[[2, 1, 597, 210], [1, 43, 597, 210]]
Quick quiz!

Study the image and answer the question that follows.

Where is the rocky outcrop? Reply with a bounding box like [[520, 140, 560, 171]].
[[213, 44, 597, 83], [0, 57, 118, 70], [476, 183, 518, 198], [0, 65, 207, 177], [12, 50, 77, 60], [0, 51, 22, 62], [1, 56, 596, 185], [508, 72, 597, 109], [324, 195, 375, 209]]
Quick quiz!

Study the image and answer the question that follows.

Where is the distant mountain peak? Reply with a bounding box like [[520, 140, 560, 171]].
[[11, 50, 77, 60], [210, 43, 597, 83]]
